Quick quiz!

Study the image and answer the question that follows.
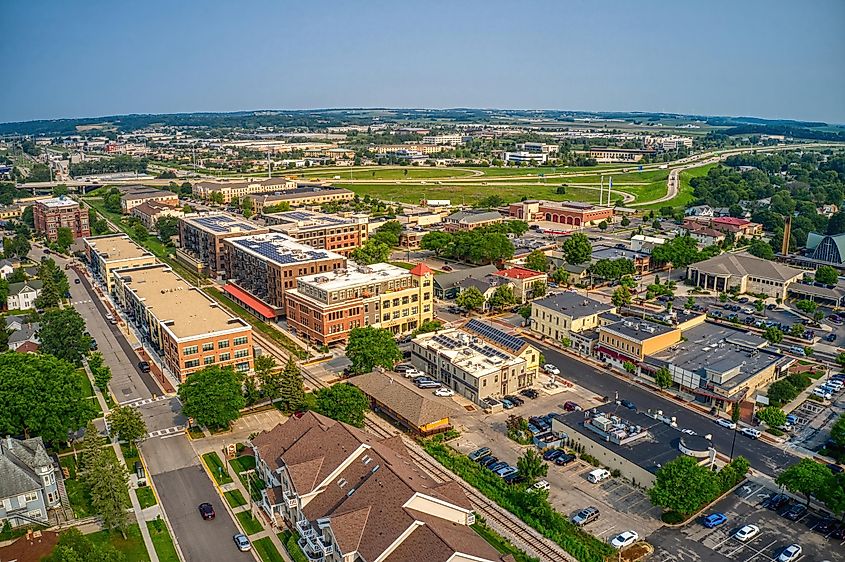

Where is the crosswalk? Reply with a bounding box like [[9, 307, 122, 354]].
[[121, 395, 172, 407], [72, 299, 92, 305], [147, 425, 185, 438]]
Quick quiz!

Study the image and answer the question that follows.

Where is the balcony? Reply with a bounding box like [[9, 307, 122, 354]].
[[283, 489, 298, 509]]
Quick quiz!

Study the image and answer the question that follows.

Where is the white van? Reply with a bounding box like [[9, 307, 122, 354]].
[[587, 468, 611, 484]]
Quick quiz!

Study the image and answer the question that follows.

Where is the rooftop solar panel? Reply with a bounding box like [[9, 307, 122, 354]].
[[465, 318, 526, 353]]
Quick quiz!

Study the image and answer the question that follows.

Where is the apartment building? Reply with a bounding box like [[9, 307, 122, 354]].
[[111, 263, 253, 382], [131, 200, 184, 230], [33, 196, 90, 242], [531, 292, 616, 342], [192, 177, 297, 203], [422, 133, 464, 145], [246, 186, 355, 212], [83, 234, 158, 291], [285, 262, 434, 346], [264, 210, 368, 256], [596, 319, 681, 365], [177, 213, 268, 277], [222, 233, 346, 319], [250, 412, 508, 562], [120, 187, 179, 213], [508, 200, 614, 227], [0, 436, 63, 528], [492, 267, 547, 303], [686, 252, 804, 299], [443, 210, 503, 232], [411, 319, 539, 406]]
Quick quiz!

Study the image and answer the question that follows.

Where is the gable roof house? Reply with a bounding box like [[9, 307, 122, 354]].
[[250, 412, 512, 562], [6, 280, 43, 311], [0, 436, 62, 528], [6, 315, 40, 352]]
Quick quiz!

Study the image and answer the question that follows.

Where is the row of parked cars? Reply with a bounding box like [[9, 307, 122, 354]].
[[394, 364, 455, 396], [467, 447, 524, 484], [812, 373, 845, 401]]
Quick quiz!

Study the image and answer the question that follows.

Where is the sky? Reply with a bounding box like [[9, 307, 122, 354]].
[[2, 0, 844, 124]]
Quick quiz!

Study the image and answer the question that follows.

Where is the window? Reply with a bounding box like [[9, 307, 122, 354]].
[[235, 349, 250, 359], [234, 336, 248, 346], [24, 492, 38, 503], [185, 359, 200, 368], [204, 356, 215, 365], [235, 362, 249, 372], [218, 340, 229, 349], [202, 342, 214, 352], [183, 346, 198, 356]]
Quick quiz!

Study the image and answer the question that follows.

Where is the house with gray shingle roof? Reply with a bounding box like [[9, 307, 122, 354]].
[[6, 280, 43, 311], [0, 436, 61, 527], [686, 252, 804, 300]]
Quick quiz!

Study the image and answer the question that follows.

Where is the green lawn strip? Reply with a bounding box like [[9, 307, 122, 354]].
[[236, 510, 264, 535], [389, 261, 415, 270], [225, 489, 248, 508], [79, 368, 95, 397], [229, 454, 257, 474], [472, 519, 540, 562], [90, 396, 103, 416], [136, 486, 157, 509], [59, 456, 93, 517], [121, 443, 140, 470], [254, 537, 286, 562], [422, 440, 614, 562], [88, 524, 150, 562], [188, 427, 205, 439], [278, 531, 309, 562], [205, 287, 308, 359], [201, 452, 233, 485], [146, 519, 179, 562], [296, 166, 478, 180]]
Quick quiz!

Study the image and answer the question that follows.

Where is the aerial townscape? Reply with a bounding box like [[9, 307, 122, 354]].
[[1, 2, 844, 562]]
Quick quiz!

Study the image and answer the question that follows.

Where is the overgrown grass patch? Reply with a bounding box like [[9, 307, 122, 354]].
[[472, 518, 540, 562]]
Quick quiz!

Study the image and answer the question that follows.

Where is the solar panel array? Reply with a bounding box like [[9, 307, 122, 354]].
[[281, 211, 351, 226], [432, 334, 462, 349], [465, 318, 526, 353], [233, 237, 331, 265], [469, 342, 510, 360], [193, 215, 260, 234]]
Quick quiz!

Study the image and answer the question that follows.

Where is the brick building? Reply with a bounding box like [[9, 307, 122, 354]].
[[177, 213, 268, 277], [264, 210, 368, 256], [33, 197, 90, 242], [508, 200, 613, 227]]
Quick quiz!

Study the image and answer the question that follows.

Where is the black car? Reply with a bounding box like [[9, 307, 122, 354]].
[[138, 361, 151, 373], [480, 456, 499, 468], [826, 333, 837, 342], [620, 400, 636, 410], [554, 453, 576, 466], [476, 454, 494, 465], [74, 278, 81, 284], [520, 388, 539, 399], [505, 395, 525, 406], [89, 340, 98, 351], [815, 518, 837, 534], [198, 502, 215, 520], [783, 503, 807, 521], [543, 449, 564, 461], [503, 472, 525, 484], [764, 493, 790, 510]]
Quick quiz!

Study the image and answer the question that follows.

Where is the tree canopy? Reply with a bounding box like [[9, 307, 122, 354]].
[[313, 383, 370, 428], [456, 286, 486, 311], [562, 233, 591, 265], [179, 365, 245, 429], [649, 455, 721, 515], [345, 326, 403, 374], [524, 250, 549, 273], [815, 265, 839, 285], [38, 308, 91, 365]]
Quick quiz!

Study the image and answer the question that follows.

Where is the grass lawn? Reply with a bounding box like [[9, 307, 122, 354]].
[[229, 454, 257, 475], [296, 166, 478, 180], [236, 510, 264, 535], [121, 443, 140, 470], [79, 369, 95, 397], [59, 456, 93, 518], [389, 261, 415, 270], [146, 520, 179, 562], [187, 427, 205, 439], [279, 530, 309, 562], [253, 537, 286, 562], [225, 489, 248, 508], [201, 452, 233, 485], [136, 486, 157, 509], [88, 524, 150, 562], [472, 520, 539, 562]]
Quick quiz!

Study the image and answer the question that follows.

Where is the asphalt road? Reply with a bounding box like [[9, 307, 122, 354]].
[[531, 340, 799, 476]]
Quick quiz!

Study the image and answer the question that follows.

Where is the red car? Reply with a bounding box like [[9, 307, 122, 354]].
[[198, 502, 215, 520]]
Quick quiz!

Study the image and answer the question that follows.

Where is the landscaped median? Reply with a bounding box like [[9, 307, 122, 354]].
[[421, 440, 614, 562], [201, 451, 233, 485]]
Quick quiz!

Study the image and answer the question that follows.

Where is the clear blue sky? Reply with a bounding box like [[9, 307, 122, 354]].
[[2, 0, 844, 124]]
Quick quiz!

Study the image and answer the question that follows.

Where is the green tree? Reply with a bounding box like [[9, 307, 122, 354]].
[[524, 250, 549, 273], [530, 280, 547, 299], [815, 265, 839, 285], [313, 383, 369, 427], [456, 286, 486, 311], [345, 326, 403, 375], [516, 449, 548, 482], [550, 268, 570, 285], [155, 215, 180, 243], [763, 326, 784, 344], [767, 379, 799, 406], [654, 367, 672, 389], [831, 414, 845, 448], [43, 528, 126, 562], [562, 233, 592, 265], [370, 220, 402, 247], [271, 359, 306, 413], [789, 323, 805, 338], [39, 308, 90, 365], [748, 239, 775, 260], [599, 220, 609, 230], [651, 235, 702, 269], [776, 458, 833, 505], [131, 223, 148, 241], [56, 227, 74, 251], [685, 296, 695, 309], [0, 352, 95, 442], [795, 300, 818, 314], [78, 421, 107, 476], [179, 365, 245, 429], [420, 231, 452, 256], [107, 405, 147, 452], [488, 285, 516, 311], [621, 216, 630, 226], [88, 352, 112, 392], [88, 447, 131, 538], [350, 241, 391, 265], [412, 319, 443, 336], [611, 285, 632, 307], [756, 406, 787, 428], [649, 455, 721, 515]]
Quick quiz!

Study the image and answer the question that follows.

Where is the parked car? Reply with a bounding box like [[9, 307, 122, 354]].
[[586, 468, 611, 483], [563, 401, 582, 412], [441, 265, 453, 272], [571, 506, 600, 526], [620, 400, 636, 410], [480, 456, 499, 468], [468, 447, 490, 461], [105, 313, 117, 324], [702, 513, 728, 528], [417, 381, 441, 389], [520, 388, 539, 399], [741, 427, 762, 439], [233, 534, 251, 552], [764, 493, 790, 510], [198, 502, 215, 520], [501, 398, 514, 409], [826, 333, 837, 342], [74, 278, 81, 284], [555, 453, 577, 466], [543, 449, 564, 462], [610, 531, 639, 549], [394, 364, 414, 373], [488, 461, 508, 472], [496, 466, 518, 478], [783, 503, 807, 521], [531, 480, 550, 492], [503, 472, 525, 485], [476, 454, 494, 466], [716, 419, 736, 430], [681, 428, 696, 435], [776, 544, 802, 562], [138, 361, 151, 373], [814, 518, 838, 535], [734, 524, 760, 541], [434, 387, 454, 397], [505, 395, 524, 406], [543, 364, 560, 376]]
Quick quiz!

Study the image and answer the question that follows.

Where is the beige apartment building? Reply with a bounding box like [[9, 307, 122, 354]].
[[531, 292, 616, 341], [264, 210, 368, 256], [111, 263, 254, 382], [84, 234, 158, 291], [192, 177, 296, 203], [285, 262, 434, 346]]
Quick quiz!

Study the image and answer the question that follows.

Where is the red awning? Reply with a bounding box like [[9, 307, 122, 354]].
[[223, 284, 277, 319]]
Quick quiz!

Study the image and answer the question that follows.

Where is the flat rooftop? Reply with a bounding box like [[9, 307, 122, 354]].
[[533, 292, 613, 319], [38, 196, 78, 209], [226, 233, 343, 266], [116, 265, 249, 339], [182, 213, 265, 235], [251, 186, 352, 201], [86, 235, 153, 262], [591, 245, 649, 261], [601, 319, 676, 341], [298, 262, 409, 291], [413, 328, 522, 378]]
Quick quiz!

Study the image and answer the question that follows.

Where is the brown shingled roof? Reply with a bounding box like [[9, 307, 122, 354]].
[[349, 371, 455, 429]]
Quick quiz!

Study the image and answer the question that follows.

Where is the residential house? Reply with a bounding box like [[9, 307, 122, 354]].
[[6, 281, 43, 311], [0, 436, 62, 528], [0, 258, 17, 280], [433, 264, 498, 300], [492, 267, 547, 303], [684, 205, 714, 217], [6, 315, 40, 352]]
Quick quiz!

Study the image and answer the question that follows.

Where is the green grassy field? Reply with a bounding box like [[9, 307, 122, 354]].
[[88, 524, 150, 562], [295, 166, 478, 180], [136, 486, 157, 509], [254, 537, 286, 562], [146, 520, 179, 562]]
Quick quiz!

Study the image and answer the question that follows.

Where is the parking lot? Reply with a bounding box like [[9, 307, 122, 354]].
[[650, 480, 845, 562], [448, 383, 664, 543]]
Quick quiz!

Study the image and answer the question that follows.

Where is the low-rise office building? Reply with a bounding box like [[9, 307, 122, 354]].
[[508, 200, 614, 227], [264, 210, 368, 256], [246, 186, 355, 212], [686, 252, 804, 299], [492, 266, 547, 303], [112, 263, 254, 382], [223, 233, 346, 318], [192, 177, 296, 203], [443, 210, 503, 232], [596, 319, 682, 365], [177, 213, 267, 277], [410, 319, 539, 406], [503, 151, 548, 164], [250, 412, 508, 562], [591, 245, 650, 275], [531, 292, 616, 342], [285, 262, 434, 346], [585, 147, 655, 163], [131, 200, 184, 230], [84, 234, 158, 291], [33, 197, 90, 242], [120, 187, 179, 213]]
